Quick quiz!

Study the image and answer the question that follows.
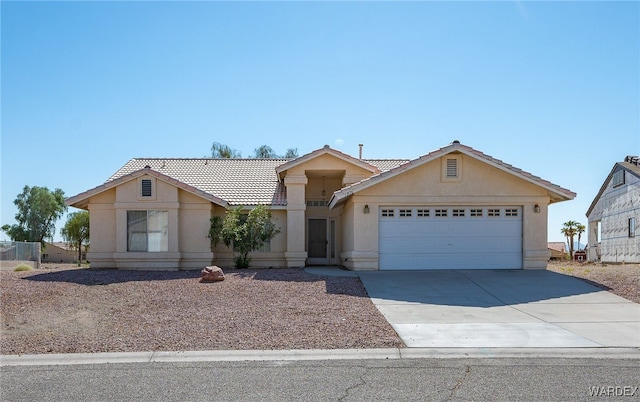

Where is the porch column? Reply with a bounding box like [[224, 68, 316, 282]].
[[284, 175, 308, 267]]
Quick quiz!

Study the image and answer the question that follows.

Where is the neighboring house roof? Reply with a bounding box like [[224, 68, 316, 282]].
[[45, 242, 75, 251], [586, 157, 640, 217], [548, 242, 566, 254], [329, 141, 576, 208]]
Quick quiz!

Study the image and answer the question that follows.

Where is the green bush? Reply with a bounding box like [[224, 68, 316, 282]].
[[13, 264, 33, 272]]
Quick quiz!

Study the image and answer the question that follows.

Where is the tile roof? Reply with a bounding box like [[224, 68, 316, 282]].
[[106, 155, 408, 207], [109, 158, 288, 206], [364, 159, 410, 171]]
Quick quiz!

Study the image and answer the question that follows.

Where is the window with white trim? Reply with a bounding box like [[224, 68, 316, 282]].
[[381, 209, 394, 217], [417, 209, 430, 217], [470, 209, 483, 217], [452, 209, 465, 217], [127, 210, 168, 252], [399, 209, 412, 217], [488, 209, 500, 217], [435, 209, 448, 217], [505, 209, 518, 217]]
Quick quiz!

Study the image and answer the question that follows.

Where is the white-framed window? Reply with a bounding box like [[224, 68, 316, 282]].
[[630, 217, 636, 238], [505, 209, 519, 217], [452, 209, 465, 217], [381, 209, 395, 217], [399, 209, 412, 217], [435, 209, 448, 217], [488, 209, 500, 217], [612, 170, 625, 187], [417, 209, 430, 217], [127, 210, 168, 252], [470, 209, 483, 217]]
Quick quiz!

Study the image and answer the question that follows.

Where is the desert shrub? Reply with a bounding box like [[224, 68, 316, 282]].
[[13, 264, 33, 272]]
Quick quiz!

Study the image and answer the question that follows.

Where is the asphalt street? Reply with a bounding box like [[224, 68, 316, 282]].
[[2, 357, 639, 401]]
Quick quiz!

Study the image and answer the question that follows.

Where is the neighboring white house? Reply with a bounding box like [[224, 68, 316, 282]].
[[66, 141, 575, 271], [586, 156, 640, 263]]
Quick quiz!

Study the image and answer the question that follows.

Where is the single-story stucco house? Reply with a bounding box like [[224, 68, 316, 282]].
[[42, 242, 85, 264], [66, 141, 575, 271], [586, 155, 640, 263], [547, 242, 567, 260]]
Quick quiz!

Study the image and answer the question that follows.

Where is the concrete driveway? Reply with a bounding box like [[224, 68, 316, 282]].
[[357, 270, 640, 348]]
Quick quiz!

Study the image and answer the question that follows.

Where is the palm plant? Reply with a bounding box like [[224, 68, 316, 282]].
[[576, 223, 586, 251], [561, 220, 579, 259]]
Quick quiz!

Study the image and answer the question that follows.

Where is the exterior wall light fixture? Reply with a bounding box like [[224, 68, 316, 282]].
[[364, 204, 370, 214], [534, 204, 540, 213]]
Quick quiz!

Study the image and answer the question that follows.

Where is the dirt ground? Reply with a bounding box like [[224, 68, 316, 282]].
[[1, 265, 403, 355], [546, 260, 640, 303]]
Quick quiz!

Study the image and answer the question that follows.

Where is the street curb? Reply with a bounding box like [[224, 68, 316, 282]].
[[2, 347, 639, 366]]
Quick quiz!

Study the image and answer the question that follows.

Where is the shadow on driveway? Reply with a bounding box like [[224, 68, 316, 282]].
[[358, 269, 614, 307]]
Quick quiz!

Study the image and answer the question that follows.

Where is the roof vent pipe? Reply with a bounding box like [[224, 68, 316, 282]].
[[358, 144, 363, 159]]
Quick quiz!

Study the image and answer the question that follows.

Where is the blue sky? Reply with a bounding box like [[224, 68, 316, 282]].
[[1, 1, 638, 244]]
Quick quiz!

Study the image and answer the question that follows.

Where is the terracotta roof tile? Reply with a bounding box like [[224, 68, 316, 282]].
[[109, 158, 288, 206]]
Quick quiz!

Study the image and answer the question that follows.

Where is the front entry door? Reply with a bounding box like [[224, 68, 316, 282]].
[[308, 218, 328, 264]]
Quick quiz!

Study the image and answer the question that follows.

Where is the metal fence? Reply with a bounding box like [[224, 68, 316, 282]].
[[0, 241, 41, 268]]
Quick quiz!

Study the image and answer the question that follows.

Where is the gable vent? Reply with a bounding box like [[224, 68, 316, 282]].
[[141, 179, 152, 197], [446, 158, 458, 177]]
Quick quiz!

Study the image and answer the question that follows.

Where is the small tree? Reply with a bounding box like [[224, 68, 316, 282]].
[[61, 211, 90, 266], [284, 148, 299, 158], [211, 142, 241, 158], [253, 145, 278, 159], [1, 185, 67, 245], [209, 205, 280, 268]]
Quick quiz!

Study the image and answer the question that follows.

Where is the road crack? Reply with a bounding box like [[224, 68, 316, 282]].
[[445, 365, 471, 401], [338, 366, 369, 401]]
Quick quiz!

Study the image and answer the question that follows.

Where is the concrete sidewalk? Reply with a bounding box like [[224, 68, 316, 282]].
[[358, 270, 640, 348]]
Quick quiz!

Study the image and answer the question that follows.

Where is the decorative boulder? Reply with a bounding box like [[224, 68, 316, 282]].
[[201, 266, 225, 282]]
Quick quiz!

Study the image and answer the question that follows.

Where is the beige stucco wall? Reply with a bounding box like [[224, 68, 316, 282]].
[[86, 189, 117, 268], [211, 208, 287, 268], [339, 154, 552, 270], [281, 153, 371, 266], [84, 175, 223, 270], [285, 153, 373, 185]]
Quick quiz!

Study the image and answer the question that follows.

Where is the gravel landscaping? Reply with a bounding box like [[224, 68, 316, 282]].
[[547, 261, 640, 303], [2, 261, 638, 356], [1, 266, 404, 355]]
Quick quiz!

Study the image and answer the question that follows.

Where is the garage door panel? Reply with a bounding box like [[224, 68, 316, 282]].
[[380, 253, 522, 270], [379, 207, 522, 270]]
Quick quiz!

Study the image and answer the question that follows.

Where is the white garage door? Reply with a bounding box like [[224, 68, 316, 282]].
[[379, 207, 522, 270]]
